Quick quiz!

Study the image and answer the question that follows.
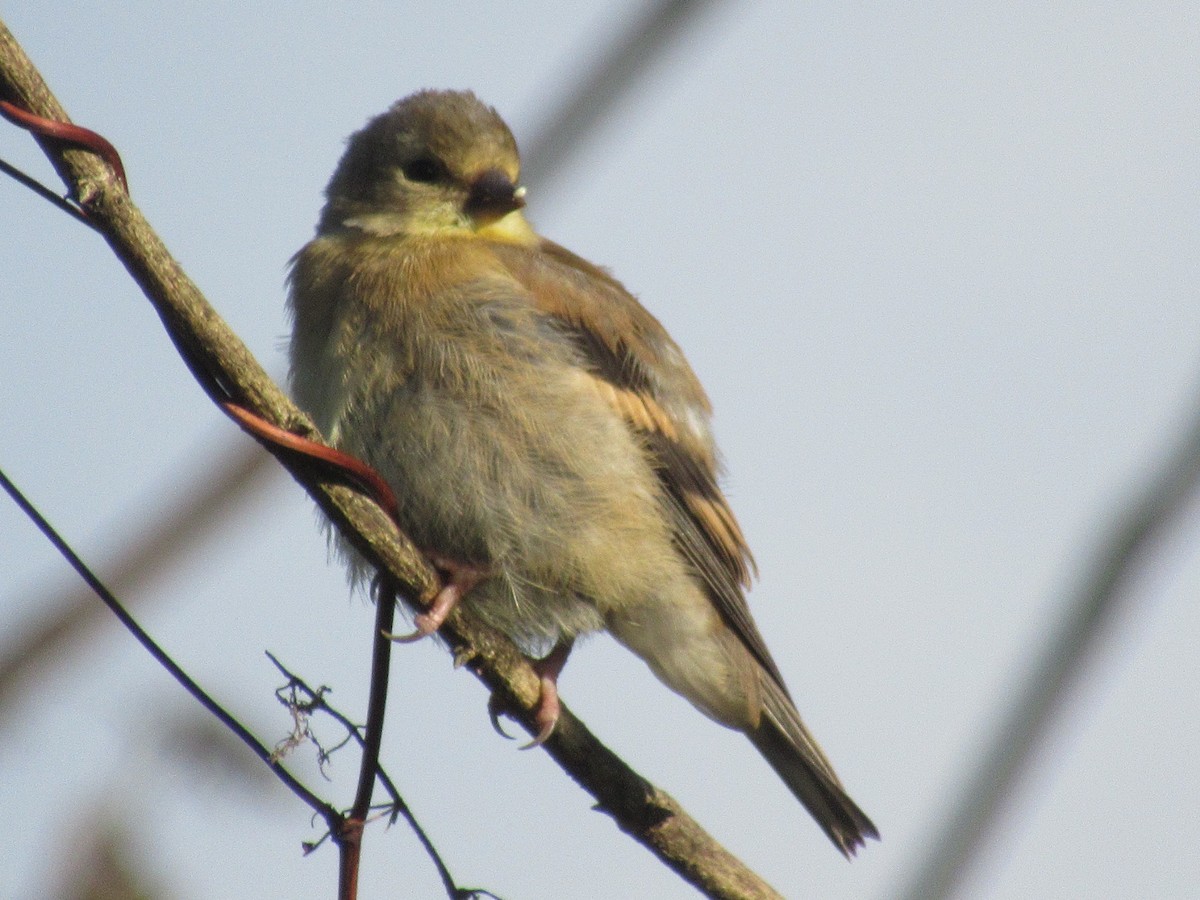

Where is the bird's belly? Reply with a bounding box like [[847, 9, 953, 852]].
[[334, 371, 676, 652]]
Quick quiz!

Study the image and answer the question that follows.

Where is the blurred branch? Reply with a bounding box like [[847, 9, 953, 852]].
[[55, 815, 175, 900], [520, 0, 725, 191], [0, 17, 780, 900], [897, 390, 1200, 900]]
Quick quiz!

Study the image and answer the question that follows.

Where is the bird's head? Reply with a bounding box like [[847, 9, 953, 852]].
[[319, 89, 530, 240]]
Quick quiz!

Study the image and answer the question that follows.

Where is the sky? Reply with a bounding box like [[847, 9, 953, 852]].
[[2, 4, 1198, 898]]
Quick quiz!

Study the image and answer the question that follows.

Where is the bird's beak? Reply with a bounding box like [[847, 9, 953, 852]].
[[465, 168, 527, 223]]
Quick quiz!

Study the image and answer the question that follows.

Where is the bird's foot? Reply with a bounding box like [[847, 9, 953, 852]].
[[488, 638, 575, 749], [387, 554, 487, 643]]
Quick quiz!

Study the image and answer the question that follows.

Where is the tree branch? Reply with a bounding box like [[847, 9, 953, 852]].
[[0, 18, 783, 900]]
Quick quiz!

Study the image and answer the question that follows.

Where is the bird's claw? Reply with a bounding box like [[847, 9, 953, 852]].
[[384, 612, 439, 644], [486, 685, 559, 748], [491, 639, 573, 749], [386, 555, 487, 643], [518, 692, 560, 750], [487, 693, 517, 740]]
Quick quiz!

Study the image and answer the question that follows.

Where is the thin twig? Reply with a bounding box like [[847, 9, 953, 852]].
[[337, 582, 397, 900], [266, 651, 489, 899], [350, 582, 395, 819], [0, 447, 271, 722], [0, 466, 342, 834], [0, 155, 92, 226]]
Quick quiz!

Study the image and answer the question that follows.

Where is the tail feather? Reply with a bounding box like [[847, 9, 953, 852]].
[[749, 679, 879, 857]]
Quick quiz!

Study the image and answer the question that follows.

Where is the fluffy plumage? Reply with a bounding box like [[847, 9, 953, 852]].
[[287, 89, 877, 855]]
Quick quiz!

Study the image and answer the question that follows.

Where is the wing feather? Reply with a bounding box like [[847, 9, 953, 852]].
[[491, 238, 789, 688]]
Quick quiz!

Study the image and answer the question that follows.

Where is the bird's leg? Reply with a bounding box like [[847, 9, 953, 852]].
[[489, 638, 576, 748], [390, 553, 487, 643], [524, 637, 574, 748], [394, 553, 573, 748]]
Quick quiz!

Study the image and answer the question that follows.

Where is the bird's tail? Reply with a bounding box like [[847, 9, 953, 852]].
[[747, 677, 879, 857]]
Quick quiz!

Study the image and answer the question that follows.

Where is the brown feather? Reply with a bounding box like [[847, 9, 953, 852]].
[[484, 238, 784, 682]]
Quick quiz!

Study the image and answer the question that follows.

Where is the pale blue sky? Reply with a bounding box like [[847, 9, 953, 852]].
[[2, 4, 1198, 898]]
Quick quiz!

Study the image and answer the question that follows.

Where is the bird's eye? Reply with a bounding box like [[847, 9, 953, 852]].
[[402, 156, 446, 184]]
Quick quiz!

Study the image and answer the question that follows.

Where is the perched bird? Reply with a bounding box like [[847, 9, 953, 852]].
[[287, 89, 877, 856]]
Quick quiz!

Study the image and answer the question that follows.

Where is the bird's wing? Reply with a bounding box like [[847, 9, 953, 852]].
[[492, 238, 790, 692]]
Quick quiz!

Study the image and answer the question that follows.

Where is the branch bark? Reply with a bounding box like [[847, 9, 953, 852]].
[[1, 19, 783, 900]]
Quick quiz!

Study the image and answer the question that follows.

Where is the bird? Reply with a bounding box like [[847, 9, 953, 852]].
[[287, 89, 878, 856]]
